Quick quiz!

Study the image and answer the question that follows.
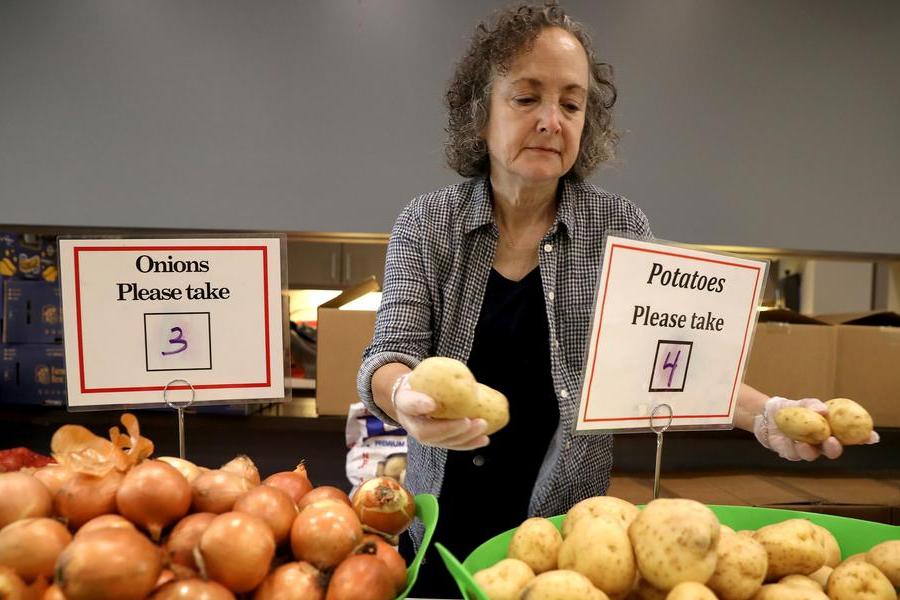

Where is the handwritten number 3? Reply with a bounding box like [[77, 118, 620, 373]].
[[162, 326, 188, 356], [663, 350, 680, 387]]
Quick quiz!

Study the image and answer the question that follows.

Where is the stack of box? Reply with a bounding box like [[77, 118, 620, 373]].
[[0, 232, 66, 407]]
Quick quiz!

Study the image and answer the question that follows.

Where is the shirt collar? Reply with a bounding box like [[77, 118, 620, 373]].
[[463, 174, 576, 239]]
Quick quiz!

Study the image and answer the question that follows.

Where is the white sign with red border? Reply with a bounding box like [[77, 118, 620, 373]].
[[59, 238, 284, 408], [575, 236, 768, 432]]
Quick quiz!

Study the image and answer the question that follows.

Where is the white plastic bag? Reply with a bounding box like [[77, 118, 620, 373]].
[[345, 402, 408, 495]]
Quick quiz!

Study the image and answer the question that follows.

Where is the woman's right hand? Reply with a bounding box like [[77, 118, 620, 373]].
[[392, 374, 490, 450]]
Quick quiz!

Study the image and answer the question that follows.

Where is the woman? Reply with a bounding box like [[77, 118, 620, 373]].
[[357, 4, 877, 596]]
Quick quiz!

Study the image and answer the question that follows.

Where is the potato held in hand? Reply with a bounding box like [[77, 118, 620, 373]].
[[774, 408, 831, 445], [407, 357, 509, 434], [824, 398, 874, 445]]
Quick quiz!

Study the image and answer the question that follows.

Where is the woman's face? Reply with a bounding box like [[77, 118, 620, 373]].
[[482, 27, 589, 187]]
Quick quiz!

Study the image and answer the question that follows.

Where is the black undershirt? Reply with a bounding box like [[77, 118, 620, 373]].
[[402, 267, 559, 597]]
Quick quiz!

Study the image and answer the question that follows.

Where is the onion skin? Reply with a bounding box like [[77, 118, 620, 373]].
[[150, 579, 236, 600], [156, 457, 202, 484], [116, 460, 192, 540], [0, 472, 53, 529], [43, 584, 67, 600], [290, 500, 362, 570], [75, 514, 136, 538], [32, 465, 76, 499], [262, 471, 313, 506], [253, 562, 325, 600], [55, 471, 123, 530], [165, 512, 216, 574], [0, 518, 72, 582], [351, 477, 415, 537], [196, 512, 275, 594], [357, 535, 407, 594], [296, 486, 351, 513], [191, 470, 255, 514], [55, 528, 162, 600], [325, 554, 394, 600], [233, 485, 297, 545], [0, 565, 27, 599], [220, 455, 260, 485]]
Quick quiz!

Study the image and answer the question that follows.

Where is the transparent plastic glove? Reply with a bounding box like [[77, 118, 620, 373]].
[[390, 374, 489, 451], [752, 396, 879, 461]]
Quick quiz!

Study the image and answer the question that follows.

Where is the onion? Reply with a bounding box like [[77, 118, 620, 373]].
[[0, 566, 26, 599], [43, 584, 67, 600], [116, 460, 191, 540], [0, 472, 53, 529], [290, 500, 362, 570], [220, 455, 260, 485], [157, 457, 202, 484], [357, 535, 407, 594], [296, 486, 351, 513], [149, 579, 235, 599], [262, 471, 313, 506], [55, 470, 123, 530], [153, 569, 175, 590], [191, 470, 254, 514], [325, 554, 394, 600], [32, 465, 76, 498], [55, 528, 162, 600], [164, 512, 216, 574], [254, 562, 324, 600], [75, 514, 136, 537], [195, 512, 274, 593], [0, 518, 71, 582], [351, 477, 415, 538], [233, 485, 297, 544]]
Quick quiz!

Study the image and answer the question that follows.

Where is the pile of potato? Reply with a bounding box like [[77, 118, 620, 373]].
[[474, 495, 900, 600], [775, 398, 874, 446]]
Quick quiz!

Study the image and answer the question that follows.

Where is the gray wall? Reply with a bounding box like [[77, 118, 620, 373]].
[[1, 0, 898, 253]]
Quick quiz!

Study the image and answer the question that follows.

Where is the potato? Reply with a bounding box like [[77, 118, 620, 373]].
[[824, 398, 874, 445], [707, 529, 768, 600], [827, 561, 895, 600], [562, 496, 640, 538], [558, 513, 635, 597], [407, 357, 478, 418], [508, 518, 562, 575], [774, 408, 831, 444], [520, 569, 609, 600], [809, 524, 841, 568], [753, 519, 825, 580], [666, 582, 717, 600], [779, 575, 822, 591], [474, 558, 535, 600], [867, 540, 900, 587], [752, 583, 828, 600], [627, 578, 668, 600], [628, 498, 720, 591], [806, 566, 831, 589], [474, 383, 510, 435], [721, 524, 736, 535]]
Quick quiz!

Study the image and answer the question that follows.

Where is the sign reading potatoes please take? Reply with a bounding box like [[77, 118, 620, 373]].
[[575, 236, 768, 433], [58, 237, 286, 409]]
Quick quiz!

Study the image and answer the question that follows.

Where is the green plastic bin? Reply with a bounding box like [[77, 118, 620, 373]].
[[397, 493, 439, 599], [436, 504, 899, 600]]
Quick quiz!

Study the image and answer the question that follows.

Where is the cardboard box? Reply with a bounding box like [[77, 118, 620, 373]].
[[3, 279, 63, 344], [819, 311, 900, 428], [315, 278, 379, 416], [0, 344, 67, 406], [743, 310, 837, 400], [0, 232, 59, 282]]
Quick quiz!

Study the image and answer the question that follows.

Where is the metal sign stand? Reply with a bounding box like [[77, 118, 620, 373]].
[[649, 403, 674, 500], [164, 379, 196, 460]]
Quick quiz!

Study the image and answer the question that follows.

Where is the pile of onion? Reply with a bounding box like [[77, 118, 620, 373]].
[[351, 476, 416, 538], [220, 455, 260, 485], [0, 517, 72, 582], [191, 469, 255, 514], [327, 554, 395, 600], [233, 485, 297, 545], [75, 514, 136, 537], [291, 500, 362, 570], [55, 471, 123, 530], [32, 464, 76, 498], [297, 485, 352, 512], [56, 527, 162, 600], [357, 535, 408, 594], [157, 456, 203, 484], [254, 562, 324, 600], [195, 511, 275, 593], [0, 472, 52, 529], [150, 579, 236, 599], [165, 512, 216, 576], [116, 460, 192, 540], [262, 463, 313, 505]]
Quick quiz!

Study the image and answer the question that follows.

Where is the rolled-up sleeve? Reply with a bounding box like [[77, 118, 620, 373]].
[[356, 199, 434, 426]]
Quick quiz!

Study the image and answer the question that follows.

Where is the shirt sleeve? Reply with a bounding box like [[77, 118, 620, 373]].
[[356, 198, 434, 426], [627, 199, 655, 241]]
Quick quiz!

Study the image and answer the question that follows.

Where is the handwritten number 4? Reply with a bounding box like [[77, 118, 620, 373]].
[[162, 326, 188, 356], [662, 350, 680, 387]]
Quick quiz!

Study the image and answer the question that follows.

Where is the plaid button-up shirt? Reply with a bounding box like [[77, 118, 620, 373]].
[[357, 175, 653, 545]]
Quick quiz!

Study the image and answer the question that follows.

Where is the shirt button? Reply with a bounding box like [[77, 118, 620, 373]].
[[560, 389, 569, 398], [548, 291, 555, 301], [472, 455, 485, 467], [543, 243, 553, 253]]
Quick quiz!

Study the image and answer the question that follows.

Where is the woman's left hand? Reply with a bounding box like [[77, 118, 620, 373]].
[[753, 396, 880, 461]]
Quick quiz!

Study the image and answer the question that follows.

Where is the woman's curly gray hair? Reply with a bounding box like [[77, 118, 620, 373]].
[[445, 3, 618, 180]]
